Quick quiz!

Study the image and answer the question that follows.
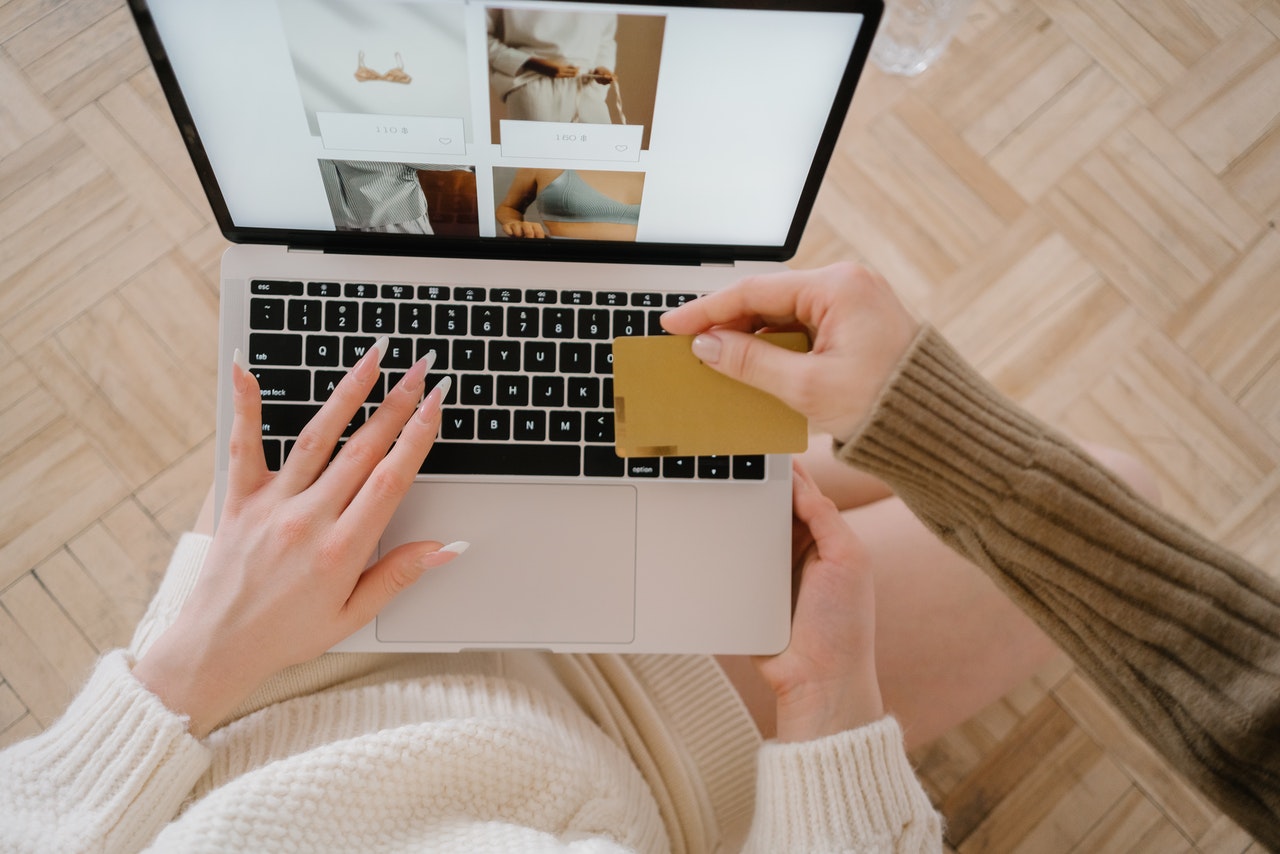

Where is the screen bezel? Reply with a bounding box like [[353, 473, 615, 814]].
[[128, 0, 882, 265]]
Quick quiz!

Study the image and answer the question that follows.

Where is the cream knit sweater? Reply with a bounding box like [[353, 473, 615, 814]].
[[0, 535, 941, 853]]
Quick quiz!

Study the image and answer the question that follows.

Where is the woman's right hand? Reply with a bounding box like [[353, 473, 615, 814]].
[[661, 263, 920, 444], [502, 220, 548, 239]]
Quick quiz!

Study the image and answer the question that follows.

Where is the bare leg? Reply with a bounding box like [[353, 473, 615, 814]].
[[722, 443, 1159, 750]]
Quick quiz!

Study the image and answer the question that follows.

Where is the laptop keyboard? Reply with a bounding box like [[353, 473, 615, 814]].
[[245, 279, 767, 481]]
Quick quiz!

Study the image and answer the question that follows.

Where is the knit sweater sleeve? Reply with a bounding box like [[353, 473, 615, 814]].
[[744, 717, 942, 852], [835, 325, 1280, 850], [0, 650, 213, 853]]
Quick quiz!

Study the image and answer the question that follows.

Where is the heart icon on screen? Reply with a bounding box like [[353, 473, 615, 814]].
[[614, 145, 628, 152], [439, 138, 452, 145]]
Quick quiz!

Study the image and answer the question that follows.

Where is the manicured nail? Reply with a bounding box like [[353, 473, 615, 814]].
[[398, 352, 433, 393], [416, 375, 451, 423], [232, 348, 250, 392], [417, 540, 470, 570], [356, 335, 390, 381], [372, 335, 390, 365], [691, 333, 722, 365]]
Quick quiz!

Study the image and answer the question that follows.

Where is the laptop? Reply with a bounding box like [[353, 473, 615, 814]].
[[130, 0, 882, 653]]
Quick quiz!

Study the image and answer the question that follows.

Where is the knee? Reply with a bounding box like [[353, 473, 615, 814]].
[[1079, 442, 1161, 507]]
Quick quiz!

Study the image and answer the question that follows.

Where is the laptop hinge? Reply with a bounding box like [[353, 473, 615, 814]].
[[286, 246, 326, 255], [699, 259, 737, 268]]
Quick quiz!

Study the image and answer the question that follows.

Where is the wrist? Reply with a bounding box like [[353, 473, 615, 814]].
[[133, 625, 262, 738], [773, 678, 884, 743]]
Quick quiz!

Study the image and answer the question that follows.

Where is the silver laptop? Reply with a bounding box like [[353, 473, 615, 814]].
[[132, 0, 881, 653]]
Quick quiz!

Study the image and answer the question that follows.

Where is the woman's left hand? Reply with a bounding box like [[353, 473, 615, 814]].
[[133, 342, 463, 738]]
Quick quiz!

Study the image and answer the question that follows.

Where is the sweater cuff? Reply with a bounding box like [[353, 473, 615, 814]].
[[6, 650, 211, 850], [746, 717, 941, 851]]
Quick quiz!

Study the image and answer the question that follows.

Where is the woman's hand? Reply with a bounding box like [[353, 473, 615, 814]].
[[133, 341, 464, 738], [502, 219, 548, 239], [523, 56, 580, 78], [755, 462, 884, 742], [661, 263, 920, 444]]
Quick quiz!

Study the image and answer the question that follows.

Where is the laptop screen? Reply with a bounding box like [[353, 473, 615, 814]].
[[133, 0, 878, 263]]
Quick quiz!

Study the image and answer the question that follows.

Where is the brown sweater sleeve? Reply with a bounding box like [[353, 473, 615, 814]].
[[835, 325, 1280, 851]]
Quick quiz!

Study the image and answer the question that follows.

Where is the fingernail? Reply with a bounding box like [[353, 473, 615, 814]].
[[398, 353, 431, 393], [691, 333, 722, 365], [232, 348, 250, 392], [356, 336, 390, 380], [372, 335, 390, 365], [418, 540, 470, 570], [416, 375, 451, 423]]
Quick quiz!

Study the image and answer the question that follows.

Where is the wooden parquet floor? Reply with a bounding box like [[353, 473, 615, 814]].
[[1, 0, 1277, 850]]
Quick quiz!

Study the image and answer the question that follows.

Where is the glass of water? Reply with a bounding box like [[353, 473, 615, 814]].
[[871, 0, 974, 77]]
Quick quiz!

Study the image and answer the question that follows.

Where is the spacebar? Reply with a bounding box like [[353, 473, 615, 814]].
[[420, 442, 581, 476]]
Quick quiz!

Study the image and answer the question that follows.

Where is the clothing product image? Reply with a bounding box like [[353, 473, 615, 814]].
[[538, 170, 640, 225], [355, 49, 411, 83], [488, 8, 618, 124]]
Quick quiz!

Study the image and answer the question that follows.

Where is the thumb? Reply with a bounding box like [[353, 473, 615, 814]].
[[691, 330, 811, 408], [344, 540, 470, 626]]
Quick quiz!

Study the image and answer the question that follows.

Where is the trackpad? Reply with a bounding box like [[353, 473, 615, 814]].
[[377, 482, 636, 645]]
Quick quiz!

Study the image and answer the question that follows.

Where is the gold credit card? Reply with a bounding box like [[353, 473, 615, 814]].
[[612, 332, 810, 458]]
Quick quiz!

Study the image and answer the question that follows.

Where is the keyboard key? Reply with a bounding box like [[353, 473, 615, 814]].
[[251, 368, 311, 401], [314, 371, 345, 401], [250, 297, 285, 330], [441, 408, 474, 439], [248, 333, 302, 365], [324, 301, 358, 332], [597, 292, 627, 307], [365, 375, 386, 405], [456, 286, 486, 302], [497, 375, 530, 406], [307, 335, 340, 367], [461, 374, 494, 405], [533, 376, 564, 407], [513, 410, 546, 440], [477, 409, 510, 440], [527, 289, 556, 304], [584, 445, 625, 477], [452, 340, 485, 370], [542, 308, 575, 339], [287, 299, 323, 331], [594, 343, 614, 375], [427, 373, 457, 404], [663, 457, 696, 478], [308, 281, 340, 297], [435, 305, 468, 335], [507, 306, 540, 337], [261, 403, 363, 438], [630, 292, 661, 307], [421, 443, 580, 476], [362, 302, 395, 333], [418, 285, 450, 300], [524, 341, 556, 372], [342, 336, 377, 366], [263, 438, 283, 471], [345, 283, 378, 298], [251, 280, 303, 296], [562, 290, 592, 305], [568, 377, 599, 408], [666, 293, 699, 307], [733, 455, 766, 480], [626, 457, 660, 478], [488, 341, 521, 371], [549, 411, 581, 442], [647, 311, 666, 336], [383, 337, 413, 369], [698, 456, 731, 479], [585, 411, 614, 443], [490, 287, 522, 303], [417, 339, 448, 369], [578, 308, 610, 339], [399, 303, 430, 334], [613, 309, 645, 337], [472, 305, 504, 336], [559, 342, 592, 373], [381, 284, 414, 299]]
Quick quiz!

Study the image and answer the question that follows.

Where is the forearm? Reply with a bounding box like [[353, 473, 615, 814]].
[[743, 718, 941, 853], [837, 325, 1280, 849], [0, 651, 211, 853]]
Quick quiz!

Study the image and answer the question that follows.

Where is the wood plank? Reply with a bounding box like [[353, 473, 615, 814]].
[[0, 597, 72, 727], [34, 548, 134, 652], [0, 45, 56, 155], [1069, 788, 1193, 853], [0, 573, 97, 688]]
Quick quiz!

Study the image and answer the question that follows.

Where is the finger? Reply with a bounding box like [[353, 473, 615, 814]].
[[335, 375, 451, 546], [314, 351, 435, 509], [226, 348, 270, 501], [274, 336, 388, 495], [792, 462, 862, 565], [661, 268, 825, 334], [343, 539, 469, 628], [689, 328, 814, 409]]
